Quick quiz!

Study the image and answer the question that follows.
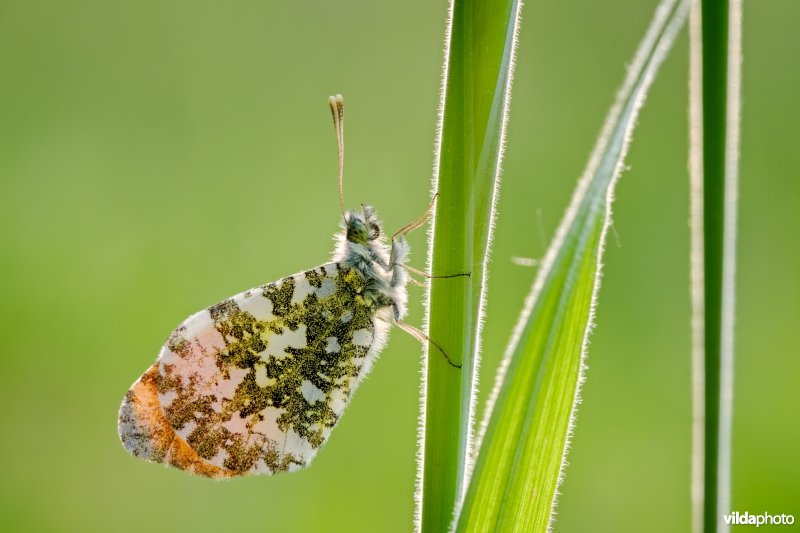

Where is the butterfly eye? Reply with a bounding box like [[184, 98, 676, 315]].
[[346, 218, 370, 244]]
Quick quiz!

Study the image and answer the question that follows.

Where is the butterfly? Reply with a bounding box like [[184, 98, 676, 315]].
[[118, 95, 461, 478]]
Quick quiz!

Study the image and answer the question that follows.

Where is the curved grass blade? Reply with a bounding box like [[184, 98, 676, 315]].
[[417, 0, 522, 531], [455, 1, 690, 531]]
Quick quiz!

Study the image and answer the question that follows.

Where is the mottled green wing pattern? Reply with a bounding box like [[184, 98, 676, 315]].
[[118, 263, 385, 478]]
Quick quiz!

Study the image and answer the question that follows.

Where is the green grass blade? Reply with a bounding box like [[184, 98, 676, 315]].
[[689, 0, 741, 530], [417, 0, 522, 531], [455, 1, 690, 531]]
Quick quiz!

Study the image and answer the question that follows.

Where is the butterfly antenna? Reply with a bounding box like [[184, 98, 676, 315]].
[[328, 94, 345, 218]]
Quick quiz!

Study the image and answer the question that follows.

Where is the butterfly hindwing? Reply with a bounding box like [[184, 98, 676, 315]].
[[119, 262, 387, 478]]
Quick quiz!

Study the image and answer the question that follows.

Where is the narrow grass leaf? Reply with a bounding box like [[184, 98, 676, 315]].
[[417, 0, 522, 531], [689, 0, 741, 530], [456, 1, 689, 531]]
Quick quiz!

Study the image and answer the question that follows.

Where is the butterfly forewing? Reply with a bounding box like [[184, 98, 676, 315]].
[[119, 263, 384, 478]]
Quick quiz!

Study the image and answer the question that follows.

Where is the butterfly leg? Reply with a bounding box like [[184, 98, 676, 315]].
[[395, 261, 470, 281], [407, 276, 426, 287], [380, 317, 461, 369], [387, 241, 470, 287], [390, 193, 438, 241], [377, 193, 468, 281], [384, 194, 437, 274]]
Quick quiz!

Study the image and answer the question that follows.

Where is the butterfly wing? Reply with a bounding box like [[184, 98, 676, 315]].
[[118, 263, 387, 478]]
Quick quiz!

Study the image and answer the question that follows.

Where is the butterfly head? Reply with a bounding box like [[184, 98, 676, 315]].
[[345, 204, 381, 245]]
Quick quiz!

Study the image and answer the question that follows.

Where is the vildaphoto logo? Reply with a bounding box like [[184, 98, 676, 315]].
[[723, 511, 795, 527]]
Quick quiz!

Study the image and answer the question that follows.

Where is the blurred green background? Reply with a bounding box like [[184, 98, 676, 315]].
[[1, 1, 797, 531]]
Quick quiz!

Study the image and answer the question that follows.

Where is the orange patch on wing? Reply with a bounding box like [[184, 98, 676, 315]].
[[121, 364, 234, 479]]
